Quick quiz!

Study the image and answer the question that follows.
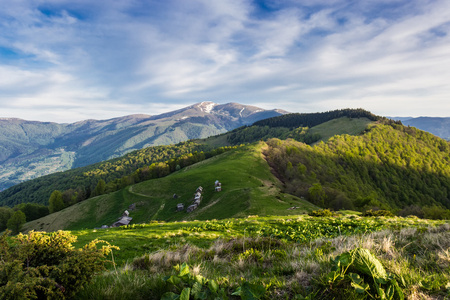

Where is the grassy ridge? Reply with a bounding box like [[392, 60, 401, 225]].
[[23, 143, 317, 232]]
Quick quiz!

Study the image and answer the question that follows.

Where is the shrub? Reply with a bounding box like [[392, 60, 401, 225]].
[[236, 248, 264, 263], [308, 209, 333, 217], [362, 209, 394, 217], [0, 230, 118, 299], [422, 205, 450, 220]]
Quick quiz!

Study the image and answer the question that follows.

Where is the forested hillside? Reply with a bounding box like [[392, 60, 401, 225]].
[[0, 142, 210, 206], [264, 122, 450, 216]]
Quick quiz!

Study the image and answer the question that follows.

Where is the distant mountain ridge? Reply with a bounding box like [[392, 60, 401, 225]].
[[389, 116, 450, 140], [401, 117, 450, 140], [0, 102, 286, 190]]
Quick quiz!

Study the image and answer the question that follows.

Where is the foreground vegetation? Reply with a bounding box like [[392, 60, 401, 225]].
[[70, 215, 450, 298]]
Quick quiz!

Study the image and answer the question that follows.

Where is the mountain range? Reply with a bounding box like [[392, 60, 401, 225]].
[[400, 117, 450, 140], [0, 102, 285, 191]]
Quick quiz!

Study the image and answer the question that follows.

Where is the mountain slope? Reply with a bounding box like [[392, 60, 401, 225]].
[[265, 122, 450, 212], [0, 102, 285, 190], [23, 143, 317, 232]]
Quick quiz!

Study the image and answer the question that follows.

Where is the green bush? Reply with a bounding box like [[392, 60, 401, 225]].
[[308, 209, 333, 217], [362, 209, 394, 217], [0, 230, 118, 299]]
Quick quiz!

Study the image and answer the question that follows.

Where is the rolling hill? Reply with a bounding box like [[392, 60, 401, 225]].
[[23, 142, 317, 232], [0, 102, 285, 190]]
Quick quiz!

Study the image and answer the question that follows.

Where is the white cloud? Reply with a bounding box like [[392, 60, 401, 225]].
[[0, 0, 450, 121]]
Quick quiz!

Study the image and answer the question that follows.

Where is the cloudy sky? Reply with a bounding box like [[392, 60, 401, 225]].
[[1, 0, 449, 122]]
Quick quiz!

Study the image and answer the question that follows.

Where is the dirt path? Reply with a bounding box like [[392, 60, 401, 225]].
[[151, 203, 165, 220], [128, 185, 152, 198]]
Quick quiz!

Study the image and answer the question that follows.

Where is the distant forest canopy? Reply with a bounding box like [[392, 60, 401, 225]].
[[226, 108, 385, 145], [253, 108, 383, 128], [264, 122, 450, 215]]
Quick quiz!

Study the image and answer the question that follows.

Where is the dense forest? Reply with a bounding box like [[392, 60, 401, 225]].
[[253, 108, 382, 128], [264, 122, 450, 217], [226, 125, 321, 145]]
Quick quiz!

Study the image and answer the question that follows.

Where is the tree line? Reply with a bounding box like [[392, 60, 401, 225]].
[[253, 108, 383, 129]]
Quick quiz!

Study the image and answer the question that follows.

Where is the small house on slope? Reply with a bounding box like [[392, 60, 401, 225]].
[[111, 216, 132, 227], [176, 203, 185, 211]]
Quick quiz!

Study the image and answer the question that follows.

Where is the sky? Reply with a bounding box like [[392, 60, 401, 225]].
[[0, 0, 449, 123]]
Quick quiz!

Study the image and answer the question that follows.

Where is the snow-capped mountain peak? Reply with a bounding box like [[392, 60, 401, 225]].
[[197, 101, 217, 113]]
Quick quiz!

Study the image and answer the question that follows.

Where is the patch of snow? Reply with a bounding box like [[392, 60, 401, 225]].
[[197, 101, 217, 113], [254, 109, 263, 113], [239, 107, 245, 117]]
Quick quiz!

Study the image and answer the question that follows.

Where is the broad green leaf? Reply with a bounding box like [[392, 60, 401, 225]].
[[348, 273, 363, 284], [195, 275, 206, 285], [350, 248, 387, 280], [167, 275, 182, 286], [351, 281, 370, 294], [179, 263, 191, 277], [161, 292, 180, 300], [337, 252, 353, 266], [209, 279, 219, 293], [180, 288, 190, 300], [234, 282, 266, 300], [191, 282, 203, 299], [349, 273, 369, 294]]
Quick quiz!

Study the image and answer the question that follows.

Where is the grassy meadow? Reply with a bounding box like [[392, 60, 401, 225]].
[[23, 143, 317, 232], [70, 214, 450, 299]]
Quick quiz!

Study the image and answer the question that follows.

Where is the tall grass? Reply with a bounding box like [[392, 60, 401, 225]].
[[76, 219, 450, 299]]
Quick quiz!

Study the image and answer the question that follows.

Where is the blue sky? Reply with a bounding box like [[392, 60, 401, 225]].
[[0, 0, 449, 122]]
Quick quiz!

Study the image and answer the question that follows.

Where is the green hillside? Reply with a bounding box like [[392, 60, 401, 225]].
[[23, 143, 317, 232], [265, 122, 450, 214], [0, 110, 374, 208]]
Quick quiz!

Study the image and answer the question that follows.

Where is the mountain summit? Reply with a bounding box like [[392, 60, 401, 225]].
[[0, 102, 285, 190]]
